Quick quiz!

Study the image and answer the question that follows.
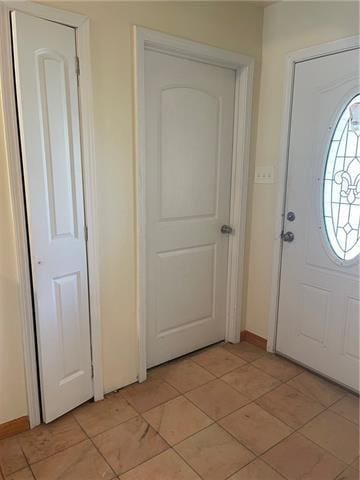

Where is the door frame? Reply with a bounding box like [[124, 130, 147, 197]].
[[0, 1, 104, 427], [267, 35, 360, 353], [134, 26, 255, 381]]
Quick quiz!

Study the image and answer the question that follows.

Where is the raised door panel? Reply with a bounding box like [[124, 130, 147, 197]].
[[156, 245, 215, 336], [53, 272, 83, 384], [343, 297, 360, 360], [36, 50, 78, 240], [160, 87, 220, 220], [298, 284, 330, 345]]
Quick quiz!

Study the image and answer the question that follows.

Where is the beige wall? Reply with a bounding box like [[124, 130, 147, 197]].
[[0, 1, 263, 423], [0, 109, 28, 424], [245, 1, 359, 338]]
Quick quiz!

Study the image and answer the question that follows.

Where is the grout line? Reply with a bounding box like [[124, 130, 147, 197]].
[[174, 427, 255, 480], [123, 386, 182, 412], [71, 413, 118, 479], [23, 437, 95, 470], [184, 384, 253, 422], [13, 421, 89, 472], [14, 437, 36, 480], [259, 391, 357, 470], [139, 394, 215, 447], [150, 372, 216, 397]]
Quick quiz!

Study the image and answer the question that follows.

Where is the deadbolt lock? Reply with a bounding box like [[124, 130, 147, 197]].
[[287, 211, 296, 222]]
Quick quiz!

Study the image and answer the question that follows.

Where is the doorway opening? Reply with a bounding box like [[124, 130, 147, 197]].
[[134, 27, 255, 381]]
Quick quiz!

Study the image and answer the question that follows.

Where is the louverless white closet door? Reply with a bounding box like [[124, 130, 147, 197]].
[[12, 11, 93, 422]]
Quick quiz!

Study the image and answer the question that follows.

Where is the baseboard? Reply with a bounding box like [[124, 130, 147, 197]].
[[0, 416, 29, 440], [240, 330, 267, 350]]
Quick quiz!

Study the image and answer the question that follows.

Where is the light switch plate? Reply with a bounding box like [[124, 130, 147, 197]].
[[254, 165, 274, 184]]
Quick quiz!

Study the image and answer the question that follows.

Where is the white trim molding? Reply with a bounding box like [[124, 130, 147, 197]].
[[134, 26, 255, 382], [0, 1, 103, 427], [267, 35, 360, 353]]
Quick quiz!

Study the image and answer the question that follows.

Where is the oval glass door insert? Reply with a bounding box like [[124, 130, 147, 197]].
[[323, 94, 360, 261]]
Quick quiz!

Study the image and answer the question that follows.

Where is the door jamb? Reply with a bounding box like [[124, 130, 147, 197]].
[[134, 26, 255, 382], [0, 1, 104, 428], [267, 35, 360, 353]]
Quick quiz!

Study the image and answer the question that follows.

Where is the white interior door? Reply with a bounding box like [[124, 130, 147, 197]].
[[12, 11, 93, 422], [277, 48, 360, 391], [145, 50, 236, 368]]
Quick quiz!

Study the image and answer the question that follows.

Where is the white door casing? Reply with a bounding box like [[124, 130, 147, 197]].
[[276, 48, 360, 391], [12, 11, 93, 422], [145, 50, 236, 367]]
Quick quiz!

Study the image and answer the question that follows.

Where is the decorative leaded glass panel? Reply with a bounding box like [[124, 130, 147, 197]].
[[323, 94, 360, 261]]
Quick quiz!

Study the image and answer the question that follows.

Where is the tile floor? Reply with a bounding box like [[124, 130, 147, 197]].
[[0, 342, 359, 480]]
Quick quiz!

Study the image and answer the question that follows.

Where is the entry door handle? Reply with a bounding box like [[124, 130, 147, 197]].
[[282, 231, 294, 242], [221, 224, 233, 234]]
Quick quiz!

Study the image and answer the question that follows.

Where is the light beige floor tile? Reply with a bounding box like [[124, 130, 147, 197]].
[[119, 450, 201, 480], [287, 371, 346, 407], [330, 394, 359, 425], [219, 403, 292, 455], [5, 468, 34, 480], [256, 384, 324, 429], [156, 360, 215, 393], [31, 439, 114, 480], [222, 364, 280, 400], [18, 415, 86, 464], [228, 458, 285, 480], [146, 358, 190, 382], [92, 416, 168, 475], [222, 343, 265, 363], [175, 424, 254, 480], [262, 433, 346, 480], [335, 465, 360, 480], [252, 354, 303, 382], [300, 410, 359, 464], [191, 347, 246, 377], [185, 379, 249, 420], [143, 397, 212, 445], [0, 437, 27, 476], [120, 379, 179, 413], [73, 394, 137, 437]]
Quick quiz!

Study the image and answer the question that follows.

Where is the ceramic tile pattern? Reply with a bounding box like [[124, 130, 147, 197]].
[[0, 343, 358, 480]]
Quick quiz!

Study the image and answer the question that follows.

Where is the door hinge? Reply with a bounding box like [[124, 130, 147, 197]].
[[84, 224, 88, 242], [75, 56, 80, 77], [91, 364, 94, 378]]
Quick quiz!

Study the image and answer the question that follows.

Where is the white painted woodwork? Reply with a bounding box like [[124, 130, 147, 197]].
[[276, 48, 360, 391], [11, 11, 93, 421], [145, 50, 236, 367]]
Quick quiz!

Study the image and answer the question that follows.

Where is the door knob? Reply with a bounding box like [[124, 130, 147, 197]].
[[282, 231, 294, 242], [221, 225, 233, 234]]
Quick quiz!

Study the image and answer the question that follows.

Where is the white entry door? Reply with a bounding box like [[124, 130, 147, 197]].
[[12, 11, 93, 422], [145, 50, 236, 368], [277, 48, 360, 391]]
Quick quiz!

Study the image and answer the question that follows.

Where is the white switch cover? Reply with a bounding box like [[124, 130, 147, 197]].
[[254, 165, 274, 184]]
